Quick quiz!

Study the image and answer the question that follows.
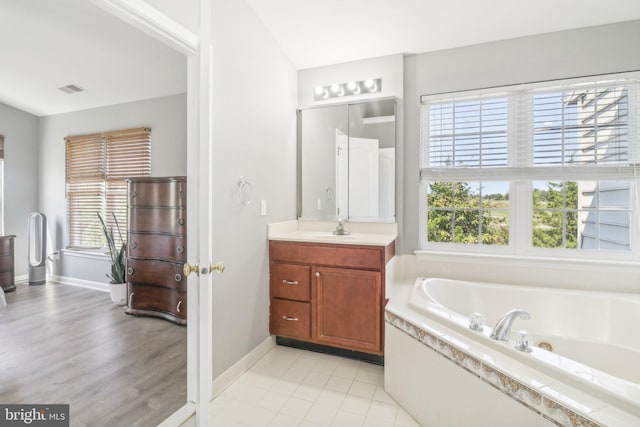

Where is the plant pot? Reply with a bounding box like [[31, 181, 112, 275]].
[[109, 282, 127, 306]]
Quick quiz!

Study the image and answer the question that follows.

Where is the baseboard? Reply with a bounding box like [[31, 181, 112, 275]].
[[48, 275, 110, 292], [15, 275, 28, 284], [211, 336, 275, 398]]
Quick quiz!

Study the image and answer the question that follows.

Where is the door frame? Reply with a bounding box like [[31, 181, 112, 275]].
[[89, 1, 213, 425]]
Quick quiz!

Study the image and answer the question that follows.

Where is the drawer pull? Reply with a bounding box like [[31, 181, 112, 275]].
[[282, 316, 299, 321], [175, 274, 183, 282], [177, 218, 185, 226], [282, 280, 298, 285], [130, 241, 137, 249], [177, 246, 184, 254], [177, 300, 182, 313], [127, 267, 134, 275], [128, 292, 135, 306]]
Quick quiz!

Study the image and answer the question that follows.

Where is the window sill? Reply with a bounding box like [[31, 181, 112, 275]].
[[62, 248, 110, 261], [414, 249, 640, 271]]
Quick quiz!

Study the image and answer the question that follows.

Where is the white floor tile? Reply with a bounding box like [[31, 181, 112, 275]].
[[331, 410, 366, 427], [295, 383, 323, 402], [395, 407, 421, 427], [366, 400, 398, 423], [315, 389, 347, 409], [340, 395, 372, 416], [267, 413, 303, 427], [304, 370, 331, 388], [304, 402, 339, 426], [348, 380, 377, 399], [324, 375, 354, 393], [281, 396, 314, 419]]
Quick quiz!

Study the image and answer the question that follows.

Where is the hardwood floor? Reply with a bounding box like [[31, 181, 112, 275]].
[[0, 282, 187, 427]]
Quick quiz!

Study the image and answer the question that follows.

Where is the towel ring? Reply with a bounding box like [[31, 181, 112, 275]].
[[237, 177, 253, 205]]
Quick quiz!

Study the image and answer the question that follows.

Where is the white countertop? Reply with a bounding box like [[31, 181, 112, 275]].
[[268, 220, 397, 247]]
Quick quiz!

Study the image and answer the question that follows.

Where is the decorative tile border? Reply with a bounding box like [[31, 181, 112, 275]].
[[385, 310, 604, 427]]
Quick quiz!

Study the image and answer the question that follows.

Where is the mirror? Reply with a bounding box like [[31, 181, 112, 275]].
[[299, 99, 396, 222]]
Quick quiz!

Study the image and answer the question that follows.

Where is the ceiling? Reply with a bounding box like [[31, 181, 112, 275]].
[[2, 1, 640, 116], [246, 0, 640, 70], [0, 0, 186, 117]]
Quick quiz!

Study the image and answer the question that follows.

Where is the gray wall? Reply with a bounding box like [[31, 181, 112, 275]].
[[0, 102, 39, 276], [210, 0, 298, 378], [38, 93, 187, 282], [403, 20, 640, 253]]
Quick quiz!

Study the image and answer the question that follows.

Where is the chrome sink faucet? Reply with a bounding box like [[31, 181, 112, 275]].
[[332, 218, 350, 235], [490, 309, 531, 341]]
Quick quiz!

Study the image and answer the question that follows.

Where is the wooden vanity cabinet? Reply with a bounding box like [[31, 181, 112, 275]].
[[269, 240, 394, 355], [124, 177, 187, 325]]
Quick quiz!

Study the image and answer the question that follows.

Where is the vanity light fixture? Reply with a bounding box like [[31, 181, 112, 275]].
[[313, 78, 382, 101]]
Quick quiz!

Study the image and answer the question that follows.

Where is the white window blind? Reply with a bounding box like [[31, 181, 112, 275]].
[[421, 76, 640, 182], [65, 127, 151, 249], [420, 72, 640, 254]]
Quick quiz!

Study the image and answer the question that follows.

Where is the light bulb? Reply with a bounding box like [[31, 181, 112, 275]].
[[364, 79, 375, 89], [347, 81, 357, 91], [314, 85, 324, 96], [330, 84, 340, 94]]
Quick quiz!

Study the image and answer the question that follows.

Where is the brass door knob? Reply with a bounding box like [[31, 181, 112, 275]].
[[183, 261, 200, 277], [209, 261, 225, 274]]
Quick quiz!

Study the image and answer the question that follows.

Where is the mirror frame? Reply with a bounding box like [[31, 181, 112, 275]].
[[297, 96, 397, 223]]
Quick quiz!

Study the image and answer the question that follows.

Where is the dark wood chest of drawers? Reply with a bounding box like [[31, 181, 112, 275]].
[[0, 235, 16, 292], [124, 177, 187, 325]]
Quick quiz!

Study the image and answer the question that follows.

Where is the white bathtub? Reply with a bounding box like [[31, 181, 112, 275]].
[[385, 277, 640, 427]]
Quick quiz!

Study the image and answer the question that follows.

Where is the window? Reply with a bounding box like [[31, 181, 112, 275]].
[[420, 74, 640, 257], [65, 127, 151, 249]]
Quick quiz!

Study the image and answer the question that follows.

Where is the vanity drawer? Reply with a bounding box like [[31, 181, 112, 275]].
[[270, 241, 383, 270], [270, 263, 310, 302], [270, 299, 310, 339], [127, 258, 186, 291], [129, 179, 186, 207], [129, 207, 186, 235], [128, 233, 186, 262]]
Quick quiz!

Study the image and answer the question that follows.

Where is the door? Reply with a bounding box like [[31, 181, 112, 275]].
[[96, 1, 215, 426]]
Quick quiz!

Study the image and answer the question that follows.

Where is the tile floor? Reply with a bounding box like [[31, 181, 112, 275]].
[[210, 344, 420, 426]]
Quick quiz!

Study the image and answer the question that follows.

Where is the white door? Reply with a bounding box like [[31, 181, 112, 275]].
[[349, 137, 379, 218], [96, 1, 215, 426]]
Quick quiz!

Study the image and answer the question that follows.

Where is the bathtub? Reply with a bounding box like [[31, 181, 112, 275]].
[[384, 277, 640, 427]]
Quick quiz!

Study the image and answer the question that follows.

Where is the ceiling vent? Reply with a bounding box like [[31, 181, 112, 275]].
[[58, 84, 86, 94]]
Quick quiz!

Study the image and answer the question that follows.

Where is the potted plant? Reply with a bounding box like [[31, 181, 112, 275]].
[[98, 212, 127, 305]]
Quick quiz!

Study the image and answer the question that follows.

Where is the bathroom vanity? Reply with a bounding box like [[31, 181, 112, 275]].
[[268, 222, 396, 357]]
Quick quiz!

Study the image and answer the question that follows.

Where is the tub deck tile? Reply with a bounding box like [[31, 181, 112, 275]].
[[385, 309, 608, 427]]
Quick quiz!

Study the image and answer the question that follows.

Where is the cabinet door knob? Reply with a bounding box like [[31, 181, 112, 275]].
[[315, 272, 320, 277], [177, 300, 182, 313], [282, 280, 298, 285], [128, 292, 135, 306], [177, 246, 184, 254], [127, 267, 134, 275], [175, 274, 183, 282], [282, 316, 299, 321], [177, 218, 185, 226], [130, 241, 137, 249], [130, 190, 137, 198]]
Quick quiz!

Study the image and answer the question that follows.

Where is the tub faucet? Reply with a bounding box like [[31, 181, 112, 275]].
[[333, 218, 350, 235], [490, 309, 531, 341]]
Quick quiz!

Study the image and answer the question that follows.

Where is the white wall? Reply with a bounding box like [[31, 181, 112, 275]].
[[0, 102, 39, 276], [38, 93, 187, 282], [403, 20, 640, 254], [210, 0, 298, 378]]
